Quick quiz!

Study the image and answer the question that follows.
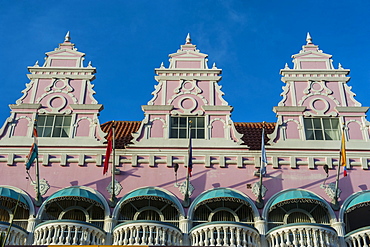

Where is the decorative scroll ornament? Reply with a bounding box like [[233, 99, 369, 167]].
[[252, 181, 267, 198], [107, 179, 122, 196], [320, 182, 341, 200], [174, 80, 202, 94], [45, 79, 73, 92], [175, 180, 194, 197], [31, 178, 50, 196]]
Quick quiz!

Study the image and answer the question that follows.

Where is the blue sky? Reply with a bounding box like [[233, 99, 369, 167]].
[[1, 1, 370, 124]]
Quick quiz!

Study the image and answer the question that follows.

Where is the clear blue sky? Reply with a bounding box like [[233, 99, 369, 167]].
[[1, 1, 370, 124]]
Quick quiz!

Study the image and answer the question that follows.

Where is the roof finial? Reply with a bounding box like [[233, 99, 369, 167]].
[[338, 63, 343, 69], [65, 31, 71, 42], [284, 63, 290, 69], [186, 33, 191, 44], [160, 62, 165, 68], [306, 32, 313, 44], [212, 62, 217, 69]]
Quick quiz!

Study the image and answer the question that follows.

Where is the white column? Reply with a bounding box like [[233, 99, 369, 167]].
[[104, 216, 115, 245], [180, 218, 191, 245]]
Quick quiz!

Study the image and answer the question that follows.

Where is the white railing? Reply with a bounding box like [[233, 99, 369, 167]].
[[345, 226, 370, 247], [0, 222, 28, 245], [266, 223, 339, 247], [189, 221, 260, 247], [113, 220, 183, 246], [33, 220, 105, 245]]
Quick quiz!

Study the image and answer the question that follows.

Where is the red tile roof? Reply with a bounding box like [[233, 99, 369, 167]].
[[234, 122, 276, 150], [101, 121, 276, 150], [101, 121, 141, 148]]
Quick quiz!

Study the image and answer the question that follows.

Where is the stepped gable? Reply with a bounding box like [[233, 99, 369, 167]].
[[268, 33, 369, 149], [102, 120, 275, 150], [131, 34, 244, 147], [101, 121, 141, 148], [0, 32, 105, 146]]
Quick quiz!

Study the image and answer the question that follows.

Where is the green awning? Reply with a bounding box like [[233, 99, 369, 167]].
[[121, 187, 176, 203], [194, 188, 250, 208], [0, 187, 29, 209], [47, 187, 104, 209], [346, 192, 370, 212], [270, 190, 325, 210]]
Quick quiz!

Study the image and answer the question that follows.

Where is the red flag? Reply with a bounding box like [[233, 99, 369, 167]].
[[103, 128, 113, 175]]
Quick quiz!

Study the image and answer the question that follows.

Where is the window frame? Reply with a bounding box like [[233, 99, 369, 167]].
[[303, 117, 340, 140], [169, 116, 205, 139], [36, 115, 72, 138]]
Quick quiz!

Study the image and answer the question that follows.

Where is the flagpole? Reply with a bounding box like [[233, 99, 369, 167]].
[[2, 193, 21, 247], [255, 122, 266, 209], [110, 121, 117, 206], [332, 124, 345, 210], [182, 121, 192, 208], [33, 119, 42, 206], [35, 156, 42, 206]]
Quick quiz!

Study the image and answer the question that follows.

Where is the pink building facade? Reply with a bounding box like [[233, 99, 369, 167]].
[[0, 33, 369, 247]]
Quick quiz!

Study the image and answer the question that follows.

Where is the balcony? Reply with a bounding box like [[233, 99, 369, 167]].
[[189, 221, 260, 247], [345, 226, 370, 246], [33, 219, 105, 245], [266, 223, 339, 247], [0, 221, 28, 245], [113, 220, 183, 245]]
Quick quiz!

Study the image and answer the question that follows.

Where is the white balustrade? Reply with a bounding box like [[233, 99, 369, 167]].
[[0, 223, 28, 245], [33, 220, 105, 245], [189, 222, 260, 247], [266, 223, 339, 247], [113, 221, 183, 246], [345, 227, 370, 247]]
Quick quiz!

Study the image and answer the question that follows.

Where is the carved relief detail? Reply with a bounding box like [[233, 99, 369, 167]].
[[171, 96, 203, 115], [36, 91, 78, 105], [174, 79, 202, 94], [167, 91, 208, 106], [299, 80, 340, 106], [45, 78, 73, 92], [303, 97, 337, 117]]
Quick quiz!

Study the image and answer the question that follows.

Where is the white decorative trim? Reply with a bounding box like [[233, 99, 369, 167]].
[[148, 80, 163, 105], [107, 179, 123, 197], [16, 79, 35, 105], [74, 117, 95, 138], [278, 83, 290, 106], [214, 82, 228, 106], [46, 95, 67, 113], [87, 81, 98, 104], [177, 180, 194, 197], [320, 182, 340, 200], [344, 83, 361, 107], [31, 178, 50, 196], [36, 90, 78, 104], [167, 91, 208, 105]]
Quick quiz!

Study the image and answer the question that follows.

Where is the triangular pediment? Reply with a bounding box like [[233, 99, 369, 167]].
[[46, 49, 85, 57], [293, 51, 332, 59], [169, 51, 207, 59]]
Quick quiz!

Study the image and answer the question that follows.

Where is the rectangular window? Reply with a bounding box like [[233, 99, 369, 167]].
[[36, 115, 72, 138], [304, 118, 340, 140], [170, 116, 205, 139]]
